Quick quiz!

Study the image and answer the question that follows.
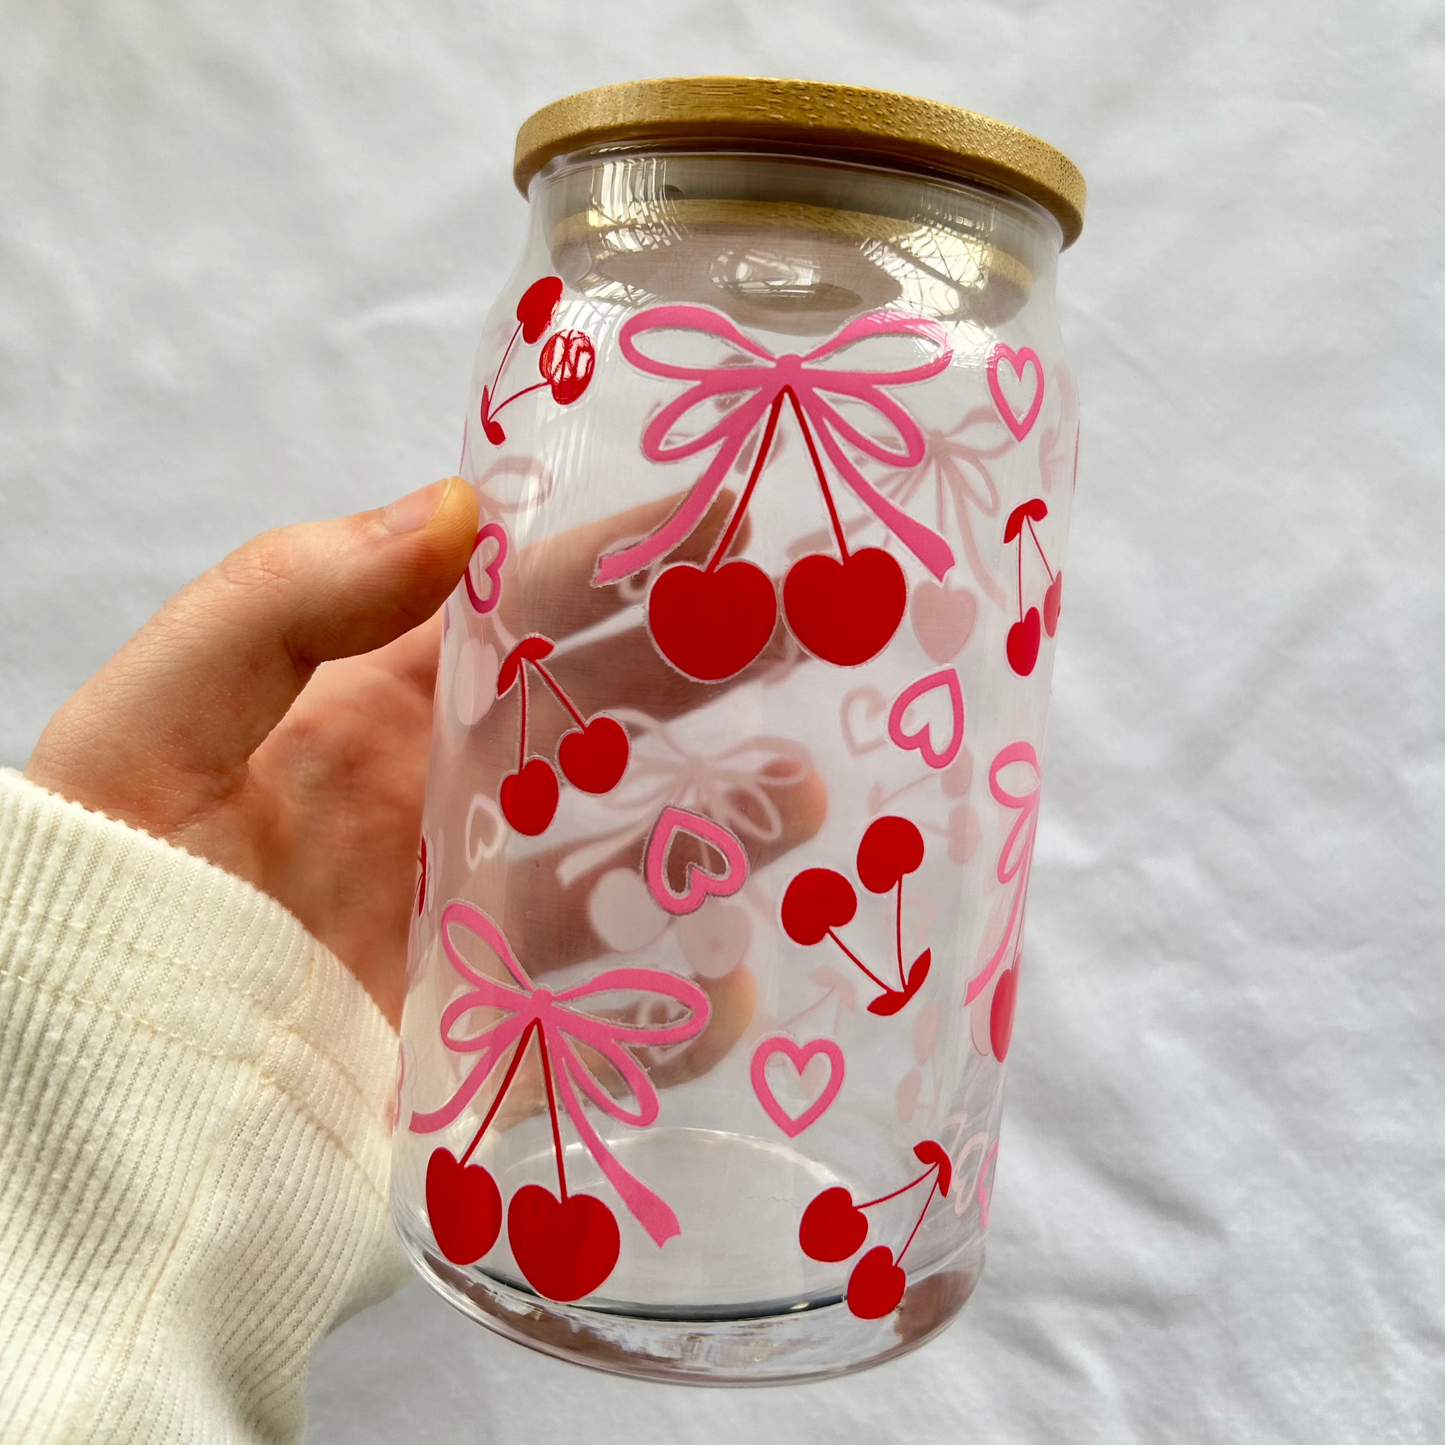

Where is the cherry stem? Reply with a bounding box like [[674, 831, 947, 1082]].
[[489, 379, 550, 418], [486, 322, 523, 415], [895, 881, 905, 987], [786, 389, 848, 560], [1016, 537, 1025, 622], [859, 1164, 938, 1211], [531, 662, 586, 728], [707, 389, 787, 572], [1025, 518, 1055, 582], [536, 1026, 568, 1200], [458, 1020, 538, 1166], [826, 929, 891, 992], [516, 671, 529, 771], [874, 774, 933, 811], [896, 1180, 939, 1264]]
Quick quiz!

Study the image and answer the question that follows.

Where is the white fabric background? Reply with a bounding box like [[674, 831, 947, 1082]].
[[3, 1, 1442, 1440]]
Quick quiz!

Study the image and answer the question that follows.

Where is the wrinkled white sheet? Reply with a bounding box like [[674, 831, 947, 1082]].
[[2, 0, 1441, 1439]]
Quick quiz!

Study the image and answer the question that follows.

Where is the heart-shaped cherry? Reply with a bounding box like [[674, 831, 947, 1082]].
[[500, 758, 559, 836], [856, 815, 925, 895], [507, 1185, 620, 1303], [1006, 606, 1042, 677], [990, 965, 1019, 1061], [867, 949, 931, 1017], [1042, 572, 1063, 638], [781, 868, 858, 946], [516, 275, 564, 344], [846, 1245, 906, 1319], [425, 1147, 502, 1266], [782, 549, 906, 667], [558, 715, 629, 794], [799, 1186, 869, 1262], [479, 388, 506, 446], [539, 330, 595, 405], [648, 560, 777, 682]]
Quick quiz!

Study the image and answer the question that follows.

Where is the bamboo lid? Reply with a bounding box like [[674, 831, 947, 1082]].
[[514, 76, 1085, 247]]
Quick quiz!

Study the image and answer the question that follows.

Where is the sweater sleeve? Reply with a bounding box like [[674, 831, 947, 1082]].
[[0, 768, 414, 1444]]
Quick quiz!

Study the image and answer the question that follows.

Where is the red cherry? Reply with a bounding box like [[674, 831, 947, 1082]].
[[912, 1140, 953, 1198], [507, 1185, 620, 1302], [480, 389, 506, 446], [425, 1147, 502, 1266], [539, 330, 595, 405], [846, 1245, 906, 1319], [516, 276, 564, 344], [557, 715, 629, 794], [648, 560, 777, 682], [856, 815, 925, 894], [499, 758, 559, 836], [782, 549, 906, 667], [990, 965, 1019, 1061], [1003, 497, 1049, 543], [1042, 571, 1063, 638], [799, 1186, 868, 1262], [1006, 607, 1042, 677], [781, 868, 857, 946], [866, 949, 931, 1017]]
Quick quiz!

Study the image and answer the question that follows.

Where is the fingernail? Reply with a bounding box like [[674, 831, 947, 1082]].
[[382, 477, 456, 535]]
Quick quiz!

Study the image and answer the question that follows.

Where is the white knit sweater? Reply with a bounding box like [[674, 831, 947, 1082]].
[[0, 769, 413, 1443]]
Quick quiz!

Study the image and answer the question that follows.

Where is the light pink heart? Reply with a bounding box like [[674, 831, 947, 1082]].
[[840, 686, 888, 756], [910, 580, 977, 663], [675, 899, 751, 978], [750, 1034, 846, 1138], [645, 806, 748, 916], [888, 669, 965, 770], [987, 344, 1045, 442]]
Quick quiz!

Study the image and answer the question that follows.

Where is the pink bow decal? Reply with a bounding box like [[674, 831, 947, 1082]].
[[594, 306, 956, 585], [964, 742, 1042, 1005], [410, 901, 711, 1246]]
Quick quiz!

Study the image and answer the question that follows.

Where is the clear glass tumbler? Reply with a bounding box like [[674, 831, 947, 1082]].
[[391, 77, 1086, 1383]]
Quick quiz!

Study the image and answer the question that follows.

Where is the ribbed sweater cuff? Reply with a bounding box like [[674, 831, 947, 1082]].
[[0, 768, 412, 1444]]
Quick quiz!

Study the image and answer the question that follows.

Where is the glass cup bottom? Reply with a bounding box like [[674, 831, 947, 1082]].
[[393, 1127, 983, 1384]]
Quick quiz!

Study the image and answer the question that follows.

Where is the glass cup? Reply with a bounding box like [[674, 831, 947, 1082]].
[[391, 79, 1085, 1383]]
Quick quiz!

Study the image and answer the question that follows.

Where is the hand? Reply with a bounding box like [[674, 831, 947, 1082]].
[[26, 477, 826, 1045]]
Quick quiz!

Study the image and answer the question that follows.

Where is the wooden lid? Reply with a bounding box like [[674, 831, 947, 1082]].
[[514, 76, 1085, 247]]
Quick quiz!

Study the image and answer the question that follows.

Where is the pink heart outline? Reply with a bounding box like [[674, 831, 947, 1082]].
[[987, 345, 1045, 442], [464, 522, 509, 614], [750, 1034, 846, 1138], [644, 806, 749, 916], [887, 669, 965, 770], [840, 686, 888, 756]]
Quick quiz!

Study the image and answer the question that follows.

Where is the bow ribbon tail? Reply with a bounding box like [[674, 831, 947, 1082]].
[[409, 1016, 527, 1133], [809, 412, 956, 580], [550, 1042, 682, 1246]]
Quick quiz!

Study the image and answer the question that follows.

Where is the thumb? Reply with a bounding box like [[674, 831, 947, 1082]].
[[28, 476, 479, 822]]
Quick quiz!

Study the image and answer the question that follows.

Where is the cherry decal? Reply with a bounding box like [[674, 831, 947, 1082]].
[[557, 715, 629, 794], [1003, 498, 1061, 676], [847, 1246, 907, 1319], [648, 559, 777, 682], [799, 1186, 869, 1262], [782, 548, 907, 667], [507, 1184, 620, 1303], [797, 1140, 950, 1318], [479, 276, 594, 445], [495, 635, 629, 834], [990, 964, 1019, 1062], [425, 1147, 502, 1266], [782, 817, 930, 1015]]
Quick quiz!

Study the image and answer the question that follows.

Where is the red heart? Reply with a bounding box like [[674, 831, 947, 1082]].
[[648, 560, 777, 682], [856, 815, 925, 894], [425, 1147, 502, 1266], [539, 330, 595, 405], [1006, 607, 1042, 677], [516, 276, 564, 344], [782, 549, 906, 667], [499, 758, 558, 836], [557, 715, 629, 794], [846, 1245, 906, 1319], [990, 966, 1019, 1061], [507, 1185, 620, 1302], [1042, 572, 1063, 638], [781, 868, 857, 946], [799, 1186, 868, 1262], [866, 949, 931, 1017]]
